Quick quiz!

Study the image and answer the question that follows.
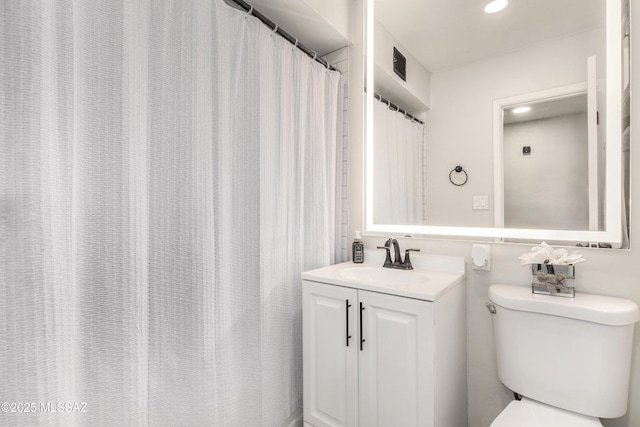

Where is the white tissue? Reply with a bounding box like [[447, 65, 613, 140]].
[[518, 242, 585, 266]]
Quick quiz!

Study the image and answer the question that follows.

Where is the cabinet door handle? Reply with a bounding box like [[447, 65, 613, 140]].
[[359, 302, 366, 351], [346, 299, 352, 347]]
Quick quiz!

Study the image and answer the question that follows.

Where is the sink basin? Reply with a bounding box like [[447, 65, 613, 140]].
[[339, 266, 430, 286]]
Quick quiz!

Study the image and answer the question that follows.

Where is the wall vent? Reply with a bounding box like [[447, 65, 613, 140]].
[[393, 47, 406, 81]]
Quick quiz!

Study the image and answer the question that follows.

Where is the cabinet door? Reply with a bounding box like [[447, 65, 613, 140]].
[[358, 290, 434, 427], [303, 281, 358, 427]]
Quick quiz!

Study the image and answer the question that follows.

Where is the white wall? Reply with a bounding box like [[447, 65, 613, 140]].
[[503, 113, 589, 230], [425, 27, 604, 227], [322, 47, 350, 261], [348, 7, 640, 427], [304, 0, 349, 41], [347, 0, 365, 253]]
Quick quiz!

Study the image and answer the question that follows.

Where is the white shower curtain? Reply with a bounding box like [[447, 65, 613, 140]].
[[0, 1, 343, 426], [373, 98, 426, 225]]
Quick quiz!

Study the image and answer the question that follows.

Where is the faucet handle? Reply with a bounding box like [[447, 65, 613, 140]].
[[377, 245, 393, 267], [403, 249, 421, 270]]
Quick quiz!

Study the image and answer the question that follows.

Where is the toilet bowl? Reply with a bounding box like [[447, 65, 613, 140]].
[[491, 398, 602, 427], [487, 284, 640, 426]]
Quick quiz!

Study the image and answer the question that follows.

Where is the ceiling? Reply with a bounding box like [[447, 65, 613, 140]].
[[504, 93, 588, 124], [375, 0, 605, 73], [239, 0, 349, 56]]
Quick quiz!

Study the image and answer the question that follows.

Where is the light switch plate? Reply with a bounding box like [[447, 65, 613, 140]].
[[473, 195, 489, 210]]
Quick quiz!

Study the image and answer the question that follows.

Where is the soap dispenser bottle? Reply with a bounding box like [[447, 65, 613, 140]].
[[352, 231, 364, 263]]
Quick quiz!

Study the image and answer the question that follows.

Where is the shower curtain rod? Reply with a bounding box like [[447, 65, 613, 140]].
[[374, 93, 425, 125], [228, 0, 337, 72]]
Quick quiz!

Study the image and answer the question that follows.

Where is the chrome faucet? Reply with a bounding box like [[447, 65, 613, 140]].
[[376, 238, 420, 270]]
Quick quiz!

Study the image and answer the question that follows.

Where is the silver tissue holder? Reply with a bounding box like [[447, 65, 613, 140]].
[[531, 263, 575, 298]]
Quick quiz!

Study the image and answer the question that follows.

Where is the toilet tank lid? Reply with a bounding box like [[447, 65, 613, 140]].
[[489, 284, 640, 326]]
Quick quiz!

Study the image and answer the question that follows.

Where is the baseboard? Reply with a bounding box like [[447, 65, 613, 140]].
[[282, 408, 303, 427]]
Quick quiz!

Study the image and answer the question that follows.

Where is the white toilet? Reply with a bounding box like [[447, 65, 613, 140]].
[[488, 284, 640, 426]]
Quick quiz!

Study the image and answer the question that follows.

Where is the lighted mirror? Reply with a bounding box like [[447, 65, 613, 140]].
[[365, 0, 630, 247]]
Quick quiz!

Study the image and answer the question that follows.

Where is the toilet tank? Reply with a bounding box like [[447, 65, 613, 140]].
[[489, 284, 640, 419]]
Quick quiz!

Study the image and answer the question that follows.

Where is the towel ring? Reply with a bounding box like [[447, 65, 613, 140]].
[[449, 166, 468, 186]]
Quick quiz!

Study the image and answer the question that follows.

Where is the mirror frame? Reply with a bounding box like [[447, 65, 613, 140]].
[[364, 0, 623, 245]]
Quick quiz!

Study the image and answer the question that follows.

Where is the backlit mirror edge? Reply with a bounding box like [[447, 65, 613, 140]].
[[363, 0, 624, 247], [365, 0, 375, 234]]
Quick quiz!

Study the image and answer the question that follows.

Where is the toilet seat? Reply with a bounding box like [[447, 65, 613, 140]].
[[490, 398, 603, 427]]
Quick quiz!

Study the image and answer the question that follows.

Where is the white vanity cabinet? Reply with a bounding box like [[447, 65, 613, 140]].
[[303, 282, 359, 427], [358, 289, 433, 427], [302, 260, 466, 427]]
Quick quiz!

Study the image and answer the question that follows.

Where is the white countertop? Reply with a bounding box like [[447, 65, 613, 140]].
[[302, 255, 465, 302]]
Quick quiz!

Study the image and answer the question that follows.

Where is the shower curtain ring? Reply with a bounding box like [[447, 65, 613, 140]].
[[271, 24, 278, 35], [246, 5, 254, 16], [293, 38, 299, 49], [311, 51, 317, 61]]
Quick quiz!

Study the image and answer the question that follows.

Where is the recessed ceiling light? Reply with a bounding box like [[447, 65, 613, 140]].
[[484, 0, 508, 14], [513, 106, 531, 114]]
